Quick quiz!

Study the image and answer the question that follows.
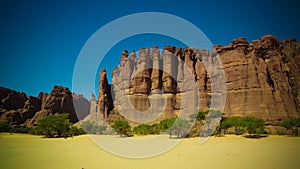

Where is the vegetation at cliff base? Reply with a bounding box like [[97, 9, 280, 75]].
[[131, 117, 191, 138], [280, 117, 300, 136], [111, 120, 131, 137], [219, 116, 266, 137], [0, 122, 11, 132], [169, 118, 191, 138], [30, 113, 85, 138], [189, 110, 209, 121], [81, 121, 107, 134]]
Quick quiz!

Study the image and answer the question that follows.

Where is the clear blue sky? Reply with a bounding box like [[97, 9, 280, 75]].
[[1, 0, 300, 99]]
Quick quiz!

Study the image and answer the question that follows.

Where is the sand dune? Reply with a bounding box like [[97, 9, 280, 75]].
[[0, 133, 299, 169]]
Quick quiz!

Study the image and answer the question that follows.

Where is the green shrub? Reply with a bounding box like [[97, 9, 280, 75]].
[[133, 124, 152, 135], [169, 118, 191, 138], [81, 121, 107, 134], [35, 113, 71, 138], [81, 121, 96, 134], [0, 122, 12, 132], [189, 110, 209, 121], [280, 117, 300, 136], [9, 127, 30, 134], [243, 116, 265, 136], [276, 129, 286, 135], [96, 125, 107, 134], [159, 118, 176, 131], [69, 126, 86, 136], [111, 120, 131, 137], [150, 123, 161, 134], [219, 116, 244, 135]]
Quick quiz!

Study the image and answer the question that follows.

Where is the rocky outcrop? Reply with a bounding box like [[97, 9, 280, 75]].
[[97, 70, 113, 120], [0, 86, 90, 126], [28, 86, 90, 126], [215, 35, 300, 124], [0, 87, 41, 125], [93, 35, 300, 125]]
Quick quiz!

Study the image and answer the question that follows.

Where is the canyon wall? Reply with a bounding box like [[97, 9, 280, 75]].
[[92, 35, 300, 125]]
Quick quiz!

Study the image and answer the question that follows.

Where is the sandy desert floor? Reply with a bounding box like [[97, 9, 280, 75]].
[[0, 133, 300, 169]]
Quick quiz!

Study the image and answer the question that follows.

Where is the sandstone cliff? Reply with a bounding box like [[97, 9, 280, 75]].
[[0, 86, 90, 126], [91, 35, 300, 125]]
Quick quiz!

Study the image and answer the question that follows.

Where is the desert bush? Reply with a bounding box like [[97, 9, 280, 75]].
[[111, 120, 131, 137], [280, 117, 300, 136], [189, 110, 209, 121], [169, 118, 191, 138], [35, 113, 71, 138], [133, 124, 152, 135], [159, 118, 176, 132], [242, 116, 265, 136], [0, 122, 12, 132], [81, 121, 107, 134], [219, 116, 244, 135]]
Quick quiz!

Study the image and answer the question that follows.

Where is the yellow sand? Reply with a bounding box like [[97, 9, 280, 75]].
[[0, 133, 300, 169]]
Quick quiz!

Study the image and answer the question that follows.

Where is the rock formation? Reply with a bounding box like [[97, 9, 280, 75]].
[[0, 85, 90, 126], [1, 35, 299, 127], [91, 35, 300, 125], [0, 87, 41, 126]]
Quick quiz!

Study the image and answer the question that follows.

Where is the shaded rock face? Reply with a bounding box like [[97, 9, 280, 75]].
[[0, 87, 41, 125], [93, 35, 300, 125], [0, 87, 27, 111], [29, 86, 90, 126], [0, 86, 90, 126], [97, 69, 113, 121]]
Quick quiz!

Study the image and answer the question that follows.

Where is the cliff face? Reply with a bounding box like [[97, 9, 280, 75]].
[[92, 35, 300, 125], [0, 86, 90, 126]]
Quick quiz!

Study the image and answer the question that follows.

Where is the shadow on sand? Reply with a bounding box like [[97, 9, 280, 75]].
[[244, 134, 268, 139]]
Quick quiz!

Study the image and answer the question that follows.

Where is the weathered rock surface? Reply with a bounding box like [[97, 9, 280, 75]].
[[28, 86, 90, 126], [0, 87, 40, 125], [92, 35, 300, 125], [97, 69, 113, 121], [0, 86, 90, 126]]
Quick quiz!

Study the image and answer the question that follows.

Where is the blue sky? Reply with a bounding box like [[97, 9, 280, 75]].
[[0, 0, 300, 99]]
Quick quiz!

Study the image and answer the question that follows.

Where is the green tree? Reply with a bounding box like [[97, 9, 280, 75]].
[[280, 117, 300, 136], [81, 121, 96, 134], [96, 125, 107, 134], [227, 116, 244, 135], [159, 118, 176, 131], [111, 120, 131, 137], [81, 121, 107, 134], [150, 123, 161, 134], [208, 110, 222, 119], [169, 118, 191, 138], [243, 116, 265, 137], [189, 110, 209, 121], [70, 126, 86, 136], [36, 113, 71, 138], [220, 117, 232, 134], [0, 122, 12, 132], [133, 124, 152, 135]]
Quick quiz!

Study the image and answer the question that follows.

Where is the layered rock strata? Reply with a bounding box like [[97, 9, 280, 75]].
[[92, 35, 300, 125]]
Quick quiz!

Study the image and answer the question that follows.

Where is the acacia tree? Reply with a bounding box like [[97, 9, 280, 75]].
[[219, 116, 242, 135], [280, 117, 300, 136], [133, 124, 152, 135], [227, 116, 244, 135], [220, 118, 232, 134], [189, 110, 209, 122], [111, 120, 131, 137], [36, 113, 71, 138], [169, 118, 191, 138], [159, 118, 176, 132], [243, 116, 265, 137]]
